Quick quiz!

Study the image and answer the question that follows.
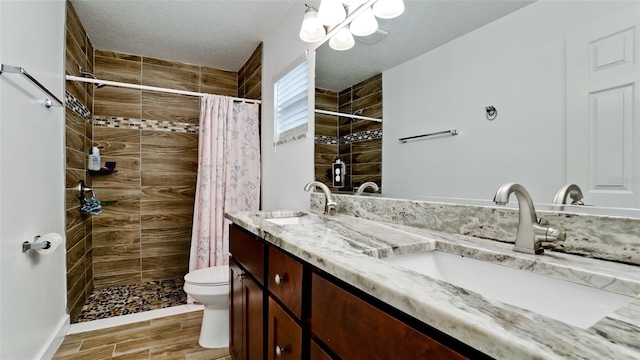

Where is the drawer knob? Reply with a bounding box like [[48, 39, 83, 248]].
[[237, 273, 246, 280], [274, 273, 287, 285], [276, 345, 287, 357]]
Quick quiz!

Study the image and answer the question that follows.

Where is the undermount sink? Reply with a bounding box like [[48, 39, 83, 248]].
[[383, 250, 632, 329], [263, 212, 317, 226]]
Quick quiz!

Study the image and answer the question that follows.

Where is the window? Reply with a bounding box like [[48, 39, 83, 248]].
[[274, 58, 309, 145]]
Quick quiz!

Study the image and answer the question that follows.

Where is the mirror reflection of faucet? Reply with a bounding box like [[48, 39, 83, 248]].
[[553, 183, 584, 205], [355, 182, 380, 195], [493, 183, 566, 255]]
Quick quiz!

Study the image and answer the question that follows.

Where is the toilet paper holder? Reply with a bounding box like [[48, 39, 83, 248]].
[[22, 235, 51, 253]]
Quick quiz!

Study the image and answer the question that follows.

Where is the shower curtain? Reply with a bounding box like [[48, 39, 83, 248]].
[[189, 95, 260, 272]]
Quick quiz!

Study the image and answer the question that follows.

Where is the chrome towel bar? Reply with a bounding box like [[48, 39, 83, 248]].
[[0, 64, 63, 108], [399, 129, 458, 143]]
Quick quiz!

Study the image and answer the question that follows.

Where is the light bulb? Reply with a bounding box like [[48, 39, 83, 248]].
[[372, 0, 405, 19], [299, 6, 326, 42], [329, 27, 355, 51], [350, 7, 378, 37], [318, 0, 346, 26]]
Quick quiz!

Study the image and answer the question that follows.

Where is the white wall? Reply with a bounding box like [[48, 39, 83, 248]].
[[0, 1, 68, 359], [382, 1, 636, 203], [261, 2, 319, 210]]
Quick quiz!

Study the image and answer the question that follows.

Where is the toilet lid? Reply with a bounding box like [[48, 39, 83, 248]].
[[184, 265, 229, 285]]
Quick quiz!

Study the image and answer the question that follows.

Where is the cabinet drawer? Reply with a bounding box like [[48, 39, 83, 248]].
[[311, 274, 467, 360], [268, 246, 303, 319], [268, 297, 302, 360], [230, 224, 265, 285]]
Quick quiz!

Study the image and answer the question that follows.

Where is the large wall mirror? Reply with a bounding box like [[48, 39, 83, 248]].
[[314, 0, 640, 216]]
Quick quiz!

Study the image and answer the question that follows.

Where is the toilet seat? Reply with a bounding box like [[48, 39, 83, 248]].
[[185, 265, 229, 286]]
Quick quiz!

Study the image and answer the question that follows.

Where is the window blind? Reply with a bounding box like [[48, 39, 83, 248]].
[[274, 58, 309, 145]]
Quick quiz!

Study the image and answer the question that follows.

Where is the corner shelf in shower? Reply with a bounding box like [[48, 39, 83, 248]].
[[88, 169, 118, 175]]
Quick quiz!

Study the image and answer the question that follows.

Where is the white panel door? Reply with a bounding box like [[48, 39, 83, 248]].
[[567, 4, 640, 208]]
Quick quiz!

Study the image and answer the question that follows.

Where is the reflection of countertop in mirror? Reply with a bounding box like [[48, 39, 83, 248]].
[[226, 209, 640, 359]]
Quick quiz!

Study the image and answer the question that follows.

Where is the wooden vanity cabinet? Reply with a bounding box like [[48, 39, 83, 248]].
[[267, 297, 303, 360], [229, 225, 265, 360]]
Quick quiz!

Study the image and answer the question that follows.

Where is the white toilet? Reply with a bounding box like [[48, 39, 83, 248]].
[[183, 265, 230, 348]]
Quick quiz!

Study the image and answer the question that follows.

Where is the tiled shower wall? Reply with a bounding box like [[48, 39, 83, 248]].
[[90, 51, 238, 290], [314, 74, 382, 192], [65, 0, 95, 322], [65, 0, 263, 323]]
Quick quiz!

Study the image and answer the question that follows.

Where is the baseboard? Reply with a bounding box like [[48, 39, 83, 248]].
[[39, 314, 70, 360]]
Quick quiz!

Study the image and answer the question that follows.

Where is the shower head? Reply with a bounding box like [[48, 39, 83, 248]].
[[79, 69, 106, 89]]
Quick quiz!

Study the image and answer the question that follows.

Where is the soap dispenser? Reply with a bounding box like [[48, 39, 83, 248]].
[[88, 147, 101, 171]]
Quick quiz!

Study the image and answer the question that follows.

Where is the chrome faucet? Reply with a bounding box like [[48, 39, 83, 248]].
[[355, 182, 379, 195], [552, 184, 584, 205], [304, 181, 337, 215], [493, 183, 566, 254]]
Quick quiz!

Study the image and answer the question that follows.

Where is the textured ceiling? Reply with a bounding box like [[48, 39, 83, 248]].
[[316, 0, 535, 91], [70, 0, 534, 83], [70, 0, 297, 72]]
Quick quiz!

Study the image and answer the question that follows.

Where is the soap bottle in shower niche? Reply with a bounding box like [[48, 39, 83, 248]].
[[88, 147, 101, 171]]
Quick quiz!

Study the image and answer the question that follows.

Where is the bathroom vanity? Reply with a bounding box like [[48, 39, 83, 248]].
[[226, 199, 640, 359]]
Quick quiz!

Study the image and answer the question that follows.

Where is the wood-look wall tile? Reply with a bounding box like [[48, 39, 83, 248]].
[[141, 227, 192, 244], [140, 186, 195, 201], [66, 221, 85, 250], [353, 73, 382, 92], [85, 120, 93, 143], [67, 238, 85, 270], [67, 148, 86, 170], [315, 91, 338, 111], [67, 257, 86, 292], [66, 32, 87, 73], [315, 113, 338, 128], [141, 172, 197, 187], [93, 230, 140, 247], [352, 163, 381, 176], [141, 239, 190, 257], [94, 127, 141, 143], [94, 56, 142, 84], [352, 76, 382, 100], [352, 138, 381, 153], [66, 207, 84, 231], [93, 243, 141, 261], [242, 44, 262, 78], [99, 200, 140, 216], [142, 253, 189, 271], [141, 91, 200, 123], [141, 131, 198, 146], [94, 258, 141, 276], [91, 155, 140, 171], [67, 280, 86, 323], [91, 169, 141, 188], [92, 188, 141, 202], [352, 118, 382, 133], [95, 50, 142, 62], [142, 63, 199, 92], [313, 169, 333, 189], [141, 145, 198, 171], [339, 123, 352, 138], [315, 124, 337, 137], [339, 88, 352, 105], [140, 212, 193, 230], [352, 175, 381, 187], [94, 273, 142, 289], [66, 2, 86, 53], [200, 67, 238, 96], [352, 93, 382, 113], [91, 141, 141, 157], [352, 150, 382, 164], [314, 153, 338, 166], [95, 87, 141, 107], [243, 68, 261, 99], [66, 126, 85, 151], [142, 267, 188, 283], [93, 214, 141, 232], [315, 143, 337, 154], [66, 168, 85, 189], [87, 38, 94, 68], [67, 108, 88, 136], [143, 57, 200, 72], [93, 100, 141, 119]]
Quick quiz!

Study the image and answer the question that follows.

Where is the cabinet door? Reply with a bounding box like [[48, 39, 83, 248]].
[[230, 259, 244, 360], [311, 274, 467, 360], [246, 276, 264, 360], [268, 297, 302, 360], [230, 224, 265, 285], [310, 339, 334, 360]]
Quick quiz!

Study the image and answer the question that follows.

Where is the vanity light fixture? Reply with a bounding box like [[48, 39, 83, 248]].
[[329, 26, 356, 51], [299, 0, 405, 51], [372, 0, 405, 19], [318, 0, 347, 26], [300, 5, 327, 42], [350, 6, 379, 37]]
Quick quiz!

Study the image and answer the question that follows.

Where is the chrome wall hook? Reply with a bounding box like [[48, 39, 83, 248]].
[[485, 106, 497, 120]]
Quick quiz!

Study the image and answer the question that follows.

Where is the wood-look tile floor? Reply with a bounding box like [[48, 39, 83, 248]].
[[54, 310, 231, 360]]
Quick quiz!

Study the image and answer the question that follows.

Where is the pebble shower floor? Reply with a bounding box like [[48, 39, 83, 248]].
[[74, 279, 187, 323]]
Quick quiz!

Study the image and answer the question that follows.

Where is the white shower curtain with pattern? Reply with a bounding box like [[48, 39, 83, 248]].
[[189, 95, 260, 272]]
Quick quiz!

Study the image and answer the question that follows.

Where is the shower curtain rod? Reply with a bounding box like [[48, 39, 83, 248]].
[[66, 75, 262, 104], [314, 109, 381, 122]]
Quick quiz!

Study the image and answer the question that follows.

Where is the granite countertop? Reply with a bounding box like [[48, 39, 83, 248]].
[[225, 210, 640, 359]]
